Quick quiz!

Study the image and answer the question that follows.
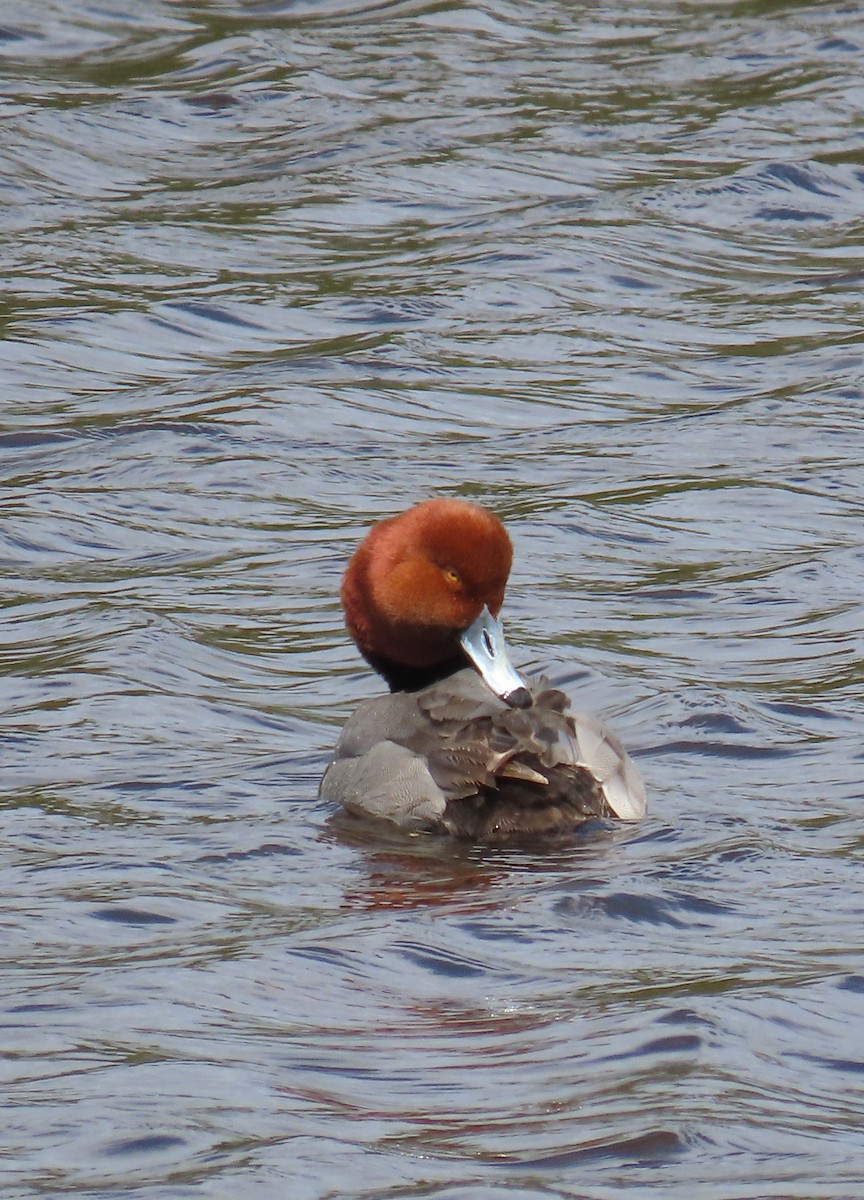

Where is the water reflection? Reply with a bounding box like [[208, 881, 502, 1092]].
[[328, 813, 633, 911]]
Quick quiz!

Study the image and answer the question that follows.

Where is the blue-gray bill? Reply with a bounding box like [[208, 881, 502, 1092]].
[[459, 606, 531, 708]]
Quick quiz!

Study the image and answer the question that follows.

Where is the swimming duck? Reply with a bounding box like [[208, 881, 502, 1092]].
[[320, 498, 646, 839]]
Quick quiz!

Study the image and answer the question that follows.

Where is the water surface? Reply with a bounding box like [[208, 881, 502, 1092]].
[[3, 1, 864, 1197]]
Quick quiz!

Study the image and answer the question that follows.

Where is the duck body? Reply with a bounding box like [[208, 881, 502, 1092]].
[[322, 667, 644, 838], [320, 499, 646, 839]]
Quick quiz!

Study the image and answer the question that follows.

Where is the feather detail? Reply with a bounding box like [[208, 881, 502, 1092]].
[[497, 760, 550, 786]]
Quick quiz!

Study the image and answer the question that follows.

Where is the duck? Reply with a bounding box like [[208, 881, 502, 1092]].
[[320, 498, 646, 839]]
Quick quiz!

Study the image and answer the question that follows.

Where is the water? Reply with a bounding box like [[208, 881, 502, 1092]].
[[3, 1, 864, 1196]]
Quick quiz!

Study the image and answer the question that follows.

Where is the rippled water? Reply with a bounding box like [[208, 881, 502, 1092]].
[[3, 1, 864, 1197]]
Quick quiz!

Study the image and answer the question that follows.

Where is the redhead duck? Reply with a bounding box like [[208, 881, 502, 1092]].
[[320, 499, 646, 839]]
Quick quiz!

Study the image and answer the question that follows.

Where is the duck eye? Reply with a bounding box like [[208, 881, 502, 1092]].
[[443, 567, 461, 587]]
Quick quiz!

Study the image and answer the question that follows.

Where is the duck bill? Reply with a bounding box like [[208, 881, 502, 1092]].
[[459, 607, 531, 709]]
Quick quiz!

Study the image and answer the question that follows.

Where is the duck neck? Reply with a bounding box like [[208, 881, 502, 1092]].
[[362, 649, 467, 693]]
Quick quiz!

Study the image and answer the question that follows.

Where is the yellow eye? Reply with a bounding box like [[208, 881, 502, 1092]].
[[443, 567, 461, 586]]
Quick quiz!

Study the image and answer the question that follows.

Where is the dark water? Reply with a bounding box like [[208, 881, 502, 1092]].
[[3, 1, 864, 1197]]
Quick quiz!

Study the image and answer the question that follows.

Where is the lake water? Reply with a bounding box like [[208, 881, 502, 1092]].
[[3, 1, 864, 1197]]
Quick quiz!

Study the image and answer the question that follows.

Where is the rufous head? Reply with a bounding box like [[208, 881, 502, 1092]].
[[341, 498, 526, 698]]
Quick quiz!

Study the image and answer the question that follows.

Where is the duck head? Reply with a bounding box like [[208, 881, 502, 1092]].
[[341, 498, 531, 707]]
